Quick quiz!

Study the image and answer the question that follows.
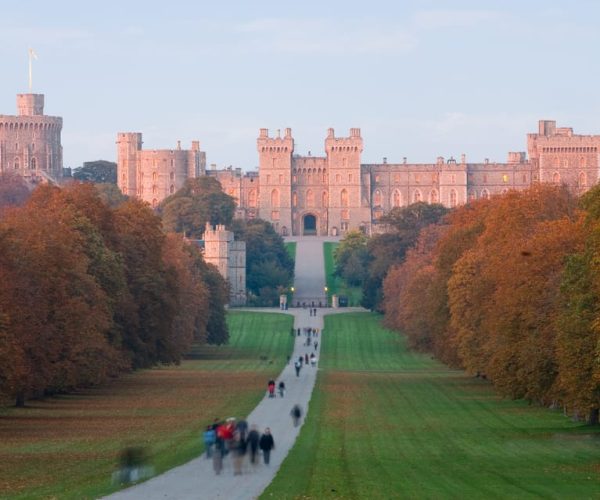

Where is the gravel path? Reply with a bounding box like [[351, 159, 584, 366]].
[[103, 238, 362, 500]]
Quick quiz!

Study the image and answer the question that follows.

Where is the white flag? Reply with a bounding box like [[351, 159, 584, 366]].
[[29, 48, 37, 59]]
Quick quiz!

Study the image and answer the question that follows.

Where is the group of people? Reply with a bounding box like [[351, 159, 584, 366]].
[[203, 418, 276, 475], [294, 352, 317, 376], [267, 379, 286, 398]]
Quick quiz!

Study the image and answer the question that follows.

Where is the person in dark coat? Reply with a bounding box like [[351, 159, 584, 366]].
[[247, 425, 260, 464], [259, 427, 275, 465]]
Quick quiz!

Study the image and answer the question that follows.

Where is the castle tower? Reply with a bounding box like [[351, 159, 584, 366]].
[[325, 128, 365, 234], [116, 132, 142, 197], [257, 128, 293, 235], [0, 93, 63, 181]]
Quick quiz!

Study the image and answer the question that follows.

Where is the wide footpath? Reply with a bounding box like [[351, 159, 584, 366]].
[[105, 236, 363, 500]]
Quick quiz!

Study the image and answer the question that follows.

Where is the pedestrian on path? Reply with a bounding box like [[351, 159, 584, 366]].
[[259, 428, 275, 465], [278, 380, 286, 397], [247, 425, 260, 464], [203, 425, 216, 459], [314, 341, 318, 351], [268, 380, 275, 398], [290, 404, 303, 427], [294, 360, 301, 377]]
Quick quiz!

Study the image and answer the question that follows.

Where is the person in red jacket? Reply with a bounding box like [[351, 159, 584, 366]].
[[267, 380, 275, 398]]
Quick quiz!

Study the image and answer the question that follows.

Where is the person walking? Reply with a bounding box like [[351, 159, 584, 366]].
[[259, 428, 275, 465], [231, 430, 246, 476], [247, 425, 260, 465], [203, 425, 216, 459], [294, 359, 301, 377], [290, 404, 303, 427], [267, 379, 275, 398], [278, 380, 286, 397]]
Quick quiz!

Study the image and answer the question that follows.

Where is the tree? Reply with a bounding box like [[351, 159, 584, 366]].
[[159, 177, 236, 237], [231, 218, 294, 306], [0, 172, 30, 210], [334, 230, 369, 286], [72, 160, 117, 184], [363, 202, 448, 310]]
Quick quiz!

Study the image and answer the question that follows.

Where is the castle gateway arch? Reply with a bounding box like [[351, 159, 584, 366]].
[[302, 213, 317, 235]]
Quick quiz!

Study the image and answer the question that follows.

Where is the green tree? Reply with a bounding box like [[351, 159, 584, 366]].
[[159, 177, 236, 237], [334, 230, 369, 286], [72, 160, 117, 183]]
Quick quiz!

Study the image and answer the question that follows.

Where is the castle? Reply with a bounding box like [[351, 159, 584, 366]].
[[118, 120, 599, 237], [201, 223, 246, 306], [116, 132, 206, 207], [0, 93, 63, 182]]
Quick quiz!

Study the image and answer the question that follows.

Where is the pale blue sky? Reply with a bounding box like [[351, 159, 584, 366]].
[[1, 0, 599, 169]]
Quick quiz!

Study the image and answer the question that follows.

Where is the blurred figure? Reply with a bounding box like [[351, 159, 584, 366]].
[[203, 425, 216, 459], [267, 379, 276, 398], [247, 425, 260, 464], [290, 404, 303, 427], [294, 359, 301, 377], [278, 380, 286, 397], [231, 430, 246, 476], [259, 428, 275, 465]]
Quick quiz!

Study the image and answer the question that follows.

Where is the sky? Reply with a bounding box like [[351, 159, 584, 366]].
[[1, 0, 600, 170]]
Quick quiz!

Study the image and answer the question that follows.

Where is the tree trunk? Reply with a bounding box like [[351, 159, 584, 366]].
[[15, 391, 25, 408], [587, 408, 599, 426]]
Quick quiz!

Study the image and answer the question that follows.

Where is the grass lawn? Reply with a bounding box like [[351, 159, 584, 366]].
[[263, 312, 600, 499], [285, 241, 297, 264], [323, 242, 362, 306], [0, 311, 294, 500]]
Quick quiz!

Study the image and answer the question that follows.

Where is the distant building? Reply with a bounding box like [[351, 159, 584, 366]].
[[116, 133, 206, 207], [202, 223, 246, 306], [210, 122, 599, 236], [0, 93, 63, 182]]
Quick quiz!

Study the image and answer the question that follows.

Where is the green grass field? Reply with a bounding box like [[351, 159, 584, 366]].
[[0, 311, 294, 500], [323, 242, 362, 306], [285, 241, 297, 263], [263, 313, 600, 499]]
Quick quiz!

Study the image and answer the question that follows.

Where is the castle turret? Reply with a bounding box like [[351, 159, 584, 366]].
[[116, 132, 142, 197], [257, 128, 294, 234], [17, 94, 44, 116]]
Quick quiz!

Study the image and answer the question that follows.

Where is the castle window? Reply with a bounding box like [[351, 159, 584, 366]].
[[413, 190, 422, 203], [373, 189, 382, 206], [279, 174, 284, 184], [267, 174, 271, 184], [375, 175, 380, 183], [392, 190, 401, 207], [468, 190, 476, 201], [342, 158, 347, 167], [171, 159, 174, 167], [271, 210, 280, 220], [292, 191, 298, 207], [293, 175, 297, 183], [502, 174, 509, 183], [31, 143, 35, 151], [14, 159, 19, 170], [580, 157, 586, 168], [249, 189, 257, 208], [306, 189, 314, 206], [414, 174, 420, 184], [341, 209, 349, 220], [31, 158, 36, 170], [341, 189, 349, 207], [152, 185, 158, 194], [430, 189, 438, 204], [341, 222, 349, 231], [271, 189, 280, 207], [579, 172, 587, 187], [336, 174, 341, 183], [170, 172, 174, 180], [322, 191, 328, 207], [552, 172, 560, 184], [449, 189, 457, 208], [348, 173, 353, 183], [170, 185, 175, 194], [563, 159, 569, 168], [152, 172, 157, 181], [308, 174, 312, 183], [481, 189, 490, 200]]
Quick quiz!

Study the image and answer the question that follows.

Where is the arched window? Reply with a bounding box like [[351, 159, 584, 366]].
[[31, 158, 37, 170], [413, 189, 422, 203], [481, 189, 490, 200], [170, 171, 174, 181], [392, 190, 401, 207], [152, 185, 158, 195], [449, 189, 457, 208], [307, 174, 312, 183], [552, 172, 560, 184], [152, 172, 157, 181], [248, 189, 257, 208], [341, 189, 348, 207], [579, 172, 587, 187], [429, 189, 438, 204], [292, 191, 298, 207], [14, 158, 19, 170], [373, 189, 382, 206], [170, 185, 175, 194], [306, 189, 314, 206], [468, 190, 476, 202], [271, 188, 280, 207], [322, 191, 328, 207]]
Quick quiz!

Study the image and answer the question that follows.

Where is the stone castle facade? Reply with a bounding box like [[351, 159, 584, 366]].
[[118, 120, 599, 237], [117, 133, 206, 207], [0, 93, 63, 182], [209, 121, 598, 236], [202, 223, 246, 306]]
